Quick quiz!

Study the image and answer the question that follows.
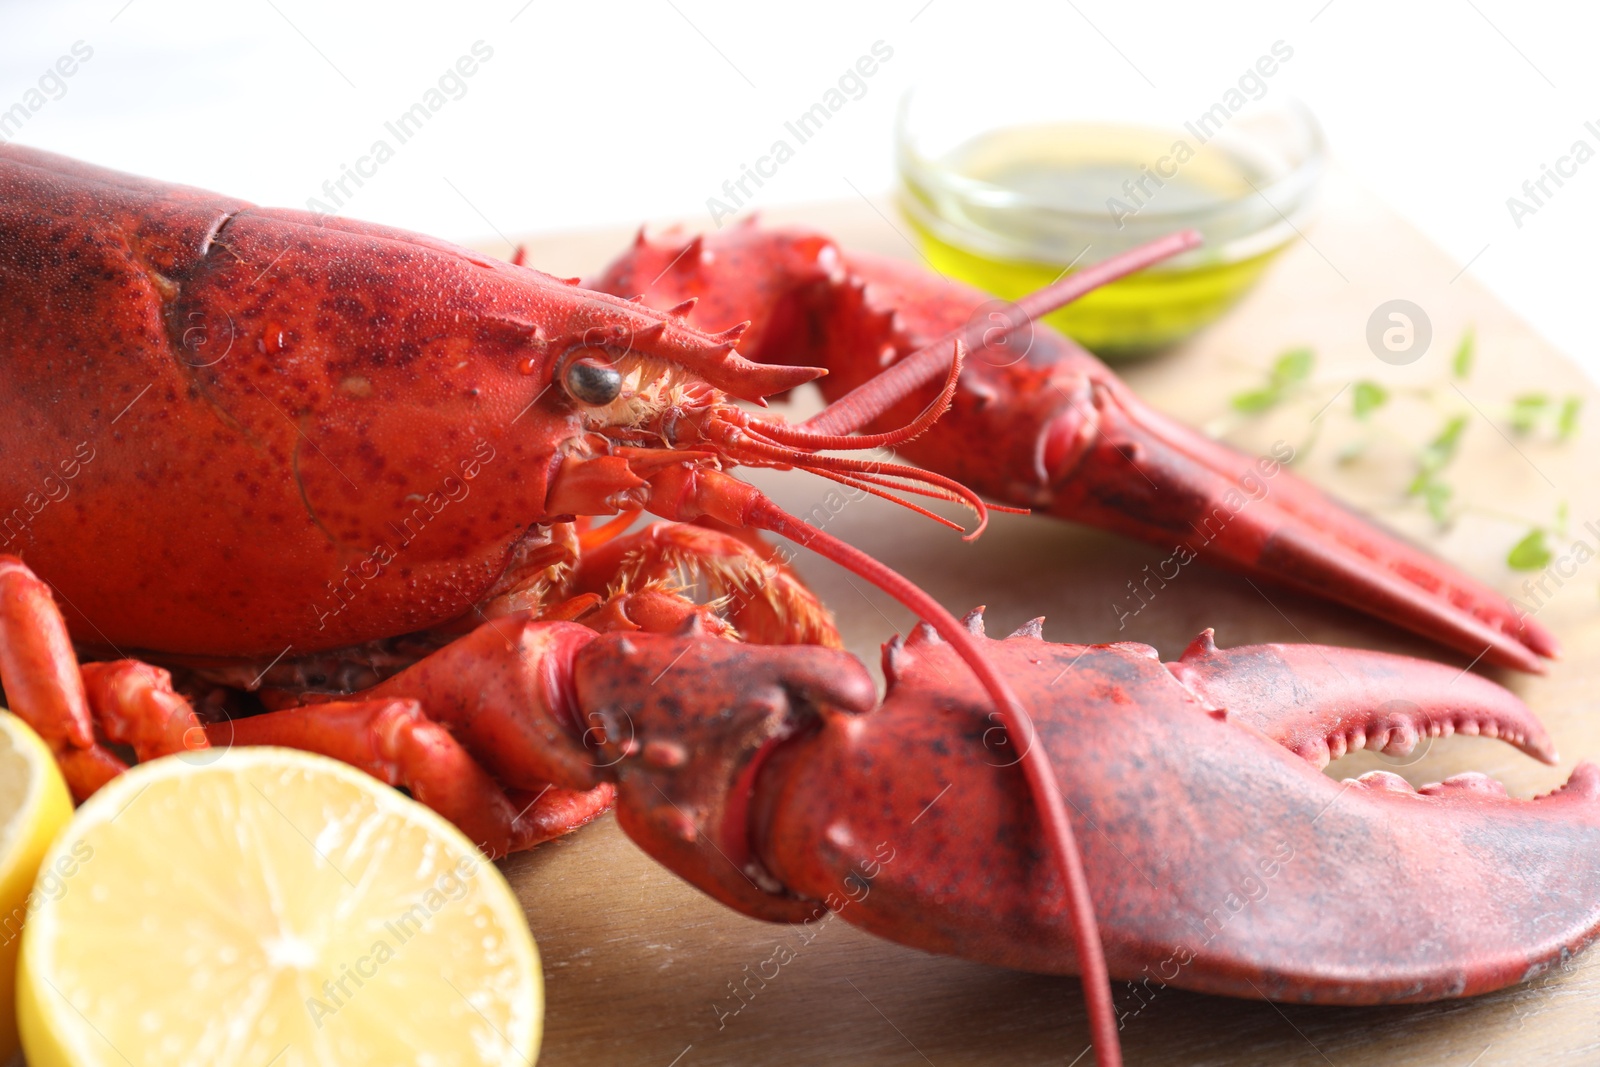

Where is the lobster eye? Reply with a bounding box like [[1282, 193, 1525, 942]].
[[562, 357, 623, 406]]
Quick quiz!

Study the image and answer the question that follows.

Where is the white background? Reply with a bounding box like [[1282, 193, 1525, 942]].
[[2, 0, 1597, 383]]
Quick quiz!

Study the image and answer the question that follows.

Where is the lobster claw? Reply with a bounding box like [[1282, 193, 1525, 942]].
[[1039, 371, 1558, 673], [1156, 630, 1599, 1001], [729, 620, 1600, 1004]]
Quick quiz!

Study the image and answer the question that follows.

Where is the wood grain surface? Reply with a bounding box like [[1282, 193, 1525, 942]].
[[489, 171, 1600, 1067]]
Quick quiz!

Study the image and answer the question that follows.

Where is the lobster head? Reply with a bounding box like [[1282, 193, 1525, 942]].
[[530, 281, 996, 544]]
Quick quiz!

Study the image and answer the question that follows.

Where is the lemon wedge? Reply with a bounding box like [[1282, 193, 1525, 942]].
[[0, 710, 74, 1061], [18, 747, 541, 1067]]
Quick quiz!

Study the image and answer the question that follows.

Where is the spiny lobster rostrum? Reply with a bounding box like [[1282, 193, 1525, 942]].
[[0, 143, 1587, 1065]]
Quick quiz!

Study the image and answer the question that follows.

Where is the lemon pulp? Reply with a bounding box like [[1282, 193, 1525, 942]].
[[18, 747, 541, 1067]]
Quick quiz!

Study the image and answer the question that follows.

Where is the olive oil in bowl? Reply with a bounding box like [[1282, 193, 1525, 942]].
[[898, 103, 1324, 359]]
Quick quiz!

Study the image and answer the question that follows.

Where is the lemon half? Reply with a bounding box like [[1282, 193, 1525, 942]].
[[0, 711, 74, 1061], [18, 747, 541, 1067]]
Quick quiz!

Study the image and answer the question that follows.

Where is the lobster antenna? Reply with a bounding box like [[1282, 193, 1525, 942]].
[[746, 496, 1124, 1067], [801, 230, 1203, 439], [719, 346, 1026, 541], [730, 437, 1020, 540], [754, 339, 969, 453]]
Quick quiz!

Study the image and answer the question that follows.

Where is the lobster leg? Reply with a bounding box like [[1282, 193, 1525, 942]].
[[214, 698, 592, 857], [327, 614, 615, 849], [80, 660, 209, 765], [0, 558, 129, 799], [0, 562, 208, 799], [224, 614, 619, 854], [347, 615, 616, 789], [571, 520, 840, 647], [0, 552, 611, 852], [590, 228, 1557, 672]]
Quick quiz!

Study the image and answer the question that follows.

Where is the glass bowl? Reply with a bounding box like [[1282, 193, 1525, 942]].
[[896, 81, 1325, 359]]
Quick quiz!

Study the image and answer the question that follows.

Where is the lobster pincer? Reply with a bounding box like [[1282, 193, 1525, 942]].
[[546, 615, 1600, 1005]]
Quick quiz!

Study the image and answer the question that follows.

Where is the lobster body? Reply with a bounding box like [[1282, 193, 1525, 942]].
[[0, 145, 803, 657]]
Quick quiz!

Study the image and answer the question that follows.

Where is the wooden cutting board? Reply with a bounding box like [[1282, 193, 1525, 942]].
[[488, 170, 1600, 1067]]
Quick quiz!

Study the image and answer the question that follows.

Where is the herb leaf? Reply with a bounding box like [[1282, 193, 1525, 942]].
[[1422, 480, 1452, 525], [1352, 381, 1388, 420], [1559, 395, 1582, 441], [1452, 329, 1475, 379], [1420, 415, 1468, 473], [1510, 393, 1549, 434], [1231, 347, 1316, 417], [1231, 388, 1280, 414], [1271, 347, 1314, 388], [1408, 415, 1468, 500], [1507, 528, 1552, 571]]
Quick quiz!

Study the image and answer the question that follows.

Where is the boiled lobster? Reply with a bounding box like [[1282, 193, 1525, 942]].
[[0, 144, 1582, 1065]]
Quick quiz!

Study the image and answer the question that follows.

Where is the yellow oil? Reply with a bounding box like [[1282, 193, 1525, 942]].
[[901, 123, 1293, 359]]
